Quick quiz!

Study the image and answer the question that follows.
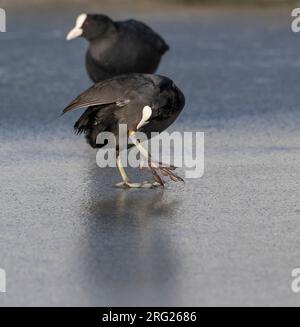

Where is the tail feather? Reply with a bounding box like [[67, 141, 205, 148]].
[[74, 105, 114, 148]]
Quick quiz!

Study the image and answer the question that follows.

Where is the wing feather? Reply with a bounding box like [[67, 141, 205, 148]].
[[62, 78, 132, 115]]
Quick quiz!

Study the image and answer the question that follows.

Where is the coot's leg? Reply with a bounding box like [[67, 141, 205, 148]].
[[129, 131, 184, 184], [115, 149, 161, 189]]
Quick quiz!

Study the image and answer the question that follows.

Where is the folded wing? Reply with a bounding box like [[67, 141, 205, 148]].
[[62, 77, 135, 114]]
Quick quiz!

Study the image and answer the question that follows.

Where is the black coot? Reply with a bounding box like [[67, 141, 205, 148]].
[[63, 74, 185, 188], [66, 14, 170, 83]]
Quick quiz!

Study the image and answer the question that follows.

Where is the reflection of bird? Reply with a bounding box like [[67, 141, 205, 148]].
[[80, 188, 180, 305], [63, 74, 185, 188], [66, 14, 169, 83]]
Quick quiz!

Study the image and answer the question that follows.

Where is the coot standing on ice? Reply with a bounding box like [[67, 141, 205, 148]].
[[63, 74, 185, 188], [66, 14, 170, 82]]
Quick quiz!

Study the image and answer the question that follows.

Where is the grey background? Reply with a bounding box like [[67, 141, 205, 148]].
[[0, 3, 300, 306]]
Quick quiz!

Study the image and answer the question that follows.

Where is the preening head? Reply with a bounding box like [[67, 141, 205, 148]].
[[66, 14, 114, 41]]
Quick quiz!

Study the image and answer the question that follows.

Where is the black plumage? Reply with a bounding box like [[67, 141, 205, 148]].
[[67, 14, 169, 83], [63, 74, 185, 188]]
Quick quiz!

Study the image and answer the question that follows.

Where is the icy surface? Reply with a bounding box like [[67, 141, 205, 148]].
[[0, 8, 300, 306]]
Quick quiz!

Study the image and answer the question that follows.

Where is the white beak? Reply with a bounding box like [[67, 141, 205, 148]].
[[66, 13, 87, 41], [136, 106, 152, 130], [66, 27, 83, 40]]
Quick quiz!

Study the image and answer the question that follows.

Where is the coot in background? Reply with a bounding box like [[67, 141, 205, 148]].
[[66, 14, 170, 82]]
